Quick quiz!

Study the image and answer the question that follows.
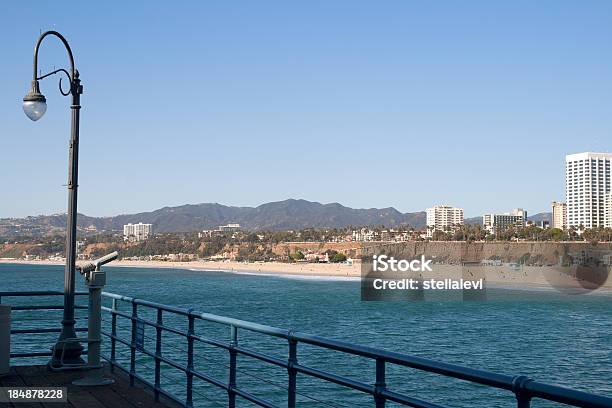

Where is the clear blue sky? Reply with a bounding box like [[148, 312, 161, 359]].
[[2, 1, 611, 218]]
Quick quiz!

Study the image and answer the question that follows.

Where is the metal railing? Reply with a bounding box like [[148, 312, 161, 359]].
[[99, 292, 612, 408], [0, 291, 88, 359]]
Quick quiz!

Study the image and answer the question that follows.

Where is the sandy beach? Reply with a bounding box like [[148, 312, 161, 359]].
[[0, 258, 362, 277], [3, 258, 612, 291]]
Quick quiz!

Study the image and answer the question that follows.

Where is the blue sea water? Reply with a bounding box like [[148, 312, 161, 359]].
[[1, 262, 611, 407]]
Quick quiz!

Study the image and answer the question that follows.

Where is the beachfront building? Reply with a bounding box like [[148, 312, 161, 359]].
[[566, 152, 612, 229], [218, 223, 241, 232], [483, 209, 527, 235], [605, 193, 612, 228], [551, 201, 567, 230], [426, 205, 464, 238], [123, 222, 153, 242]]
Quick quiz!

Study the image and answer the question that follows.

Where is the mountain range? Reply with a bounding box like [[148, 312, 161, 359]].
[[0, 199, 551, 237]]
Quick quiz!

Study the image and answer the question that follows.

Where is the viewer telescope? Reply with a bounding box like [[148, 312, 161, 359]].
[[77, 251, 119, 274]]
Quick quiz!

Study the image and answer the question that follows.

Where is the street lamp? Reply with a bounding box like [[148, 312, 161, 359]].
[[23, 31, 84, 368]]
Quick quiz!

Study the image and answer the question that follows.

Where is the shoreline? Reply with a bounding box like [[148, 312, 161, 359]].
[[0, 258, 361, 278], [2, 258, 611, 293]]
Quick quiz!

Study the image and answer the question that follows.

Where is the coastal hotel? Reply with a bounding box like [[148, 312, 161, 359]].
[[566, 152, 612, 229]]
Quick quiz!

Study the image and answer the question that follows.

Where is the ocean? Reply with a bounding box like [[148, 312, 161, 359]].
[[2, 262, 611, 407]]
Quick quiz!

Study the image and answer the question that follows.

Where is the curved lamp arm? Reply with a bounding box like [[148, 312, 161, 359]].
[[33, 30, 76, 81], [23, 31, 81, 121]]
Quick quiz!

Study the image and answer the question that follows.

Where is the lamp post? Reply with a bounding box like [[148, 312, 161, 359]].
[[23, 31, 84, 368]]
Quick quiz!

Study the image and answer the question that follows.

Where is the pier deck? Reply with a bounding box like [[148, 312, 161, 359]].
[[0, 365, 180, 408]]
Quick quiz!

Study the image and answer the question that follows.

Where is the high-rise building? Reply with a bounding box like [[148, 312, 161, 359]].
[[483, 208, 527, 234], [605, 193, 612, 228], [123, 223, 153, 242], [566, 152, 612, 229], [551, 201, 567, 230], [425, 205, 464, 238]]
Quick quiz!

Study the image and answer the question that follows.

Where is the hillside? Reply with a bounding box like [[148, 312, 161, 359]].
[[0, 199, 427, 236]]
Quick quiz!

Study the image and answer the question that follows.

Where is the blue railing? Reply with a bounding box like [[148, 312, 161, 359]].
[[0, 291, 88, 359], [3, 290, 612, 408], [99, 292, 612, 408]]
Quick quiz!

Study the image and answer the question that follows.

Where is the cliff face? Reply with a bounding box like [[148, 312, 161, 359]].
[[359, 242, 612, 265], [271, 242, 612, 266]]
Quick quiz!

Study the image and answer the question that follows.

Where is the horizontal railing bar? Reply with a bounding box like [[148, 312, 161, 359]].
[[101, 332, 274, 407], [0, 291, 87, 297], [293, 332, 516, 390], [103, 309, 289, 372], [190, 367, 229, 391], [11, 327, 87, 334], [234, 346, 288, 368], [105, 354, 276, 408], [294, 363, 373, 395], [192, 333, 230, 350], [104, 306, 245, 354], [102, 306, 191, 339], [525, 381, 612, 408], [103, 292, 192, 316], [102, 330, 231, 391], [102, 330, 193, 375], [10, 351, 53, 358], [11, 305, 87, 311], [103, 292, 291, 338], [103, 316, 289, 370], [11, 349, 88, 359]]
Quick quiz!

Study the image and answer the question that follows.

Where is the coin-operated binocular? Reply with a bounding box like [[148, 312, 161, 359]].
[[72, 251, 118, 386], [77, 251, 119, 287]]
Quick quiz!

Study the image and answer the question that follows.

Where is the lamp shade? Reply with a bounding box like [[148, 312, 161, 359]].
[[23, 80, 47, 121]]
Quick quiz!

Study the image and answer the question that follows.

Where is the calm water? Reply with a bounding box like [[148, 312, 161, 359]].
[[2, 263, 611, 407]]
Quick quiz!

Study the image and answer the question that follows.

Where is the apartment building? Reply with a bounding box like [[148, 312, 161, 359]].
[[551, 201, 567, 230], [566, 152, 612, 229], [483, 209, 527, 234], [426, 205, 464, 238], [123, 223, 153, 242]]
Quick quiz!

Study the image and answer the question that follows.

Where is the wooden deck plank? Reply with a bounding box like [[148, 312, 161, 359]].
[[0, 367, 45, 408], [95, 369, 180, 408], [0, 365, 179, 408]]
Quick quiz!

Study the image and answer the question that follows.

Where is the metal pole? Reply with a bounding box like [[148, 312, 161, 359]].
[[30, 31, 84, 368], [287, 339, 297, 408], [130, 303, 137, 386], [110, 298, 117, 373], [374, 358, 386, 408], [154, 309, 163, 402], [73, 265, 114, 386], [228, 325, 238, 408], [186, 316, 195, 408], [52, 71, 84, 367]]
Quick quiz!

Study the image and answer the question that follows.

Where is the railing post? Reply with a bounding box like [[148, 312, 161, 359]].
[[287, 337, 298, 408], [110, 298, 117, 373], [374, 358, 386, 408], [129, 302, 137, 386], [186, 315, 195, 408], [228, 325, 238, 408], [512, 375, 533, 408], [154, 309, 163, 402]]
